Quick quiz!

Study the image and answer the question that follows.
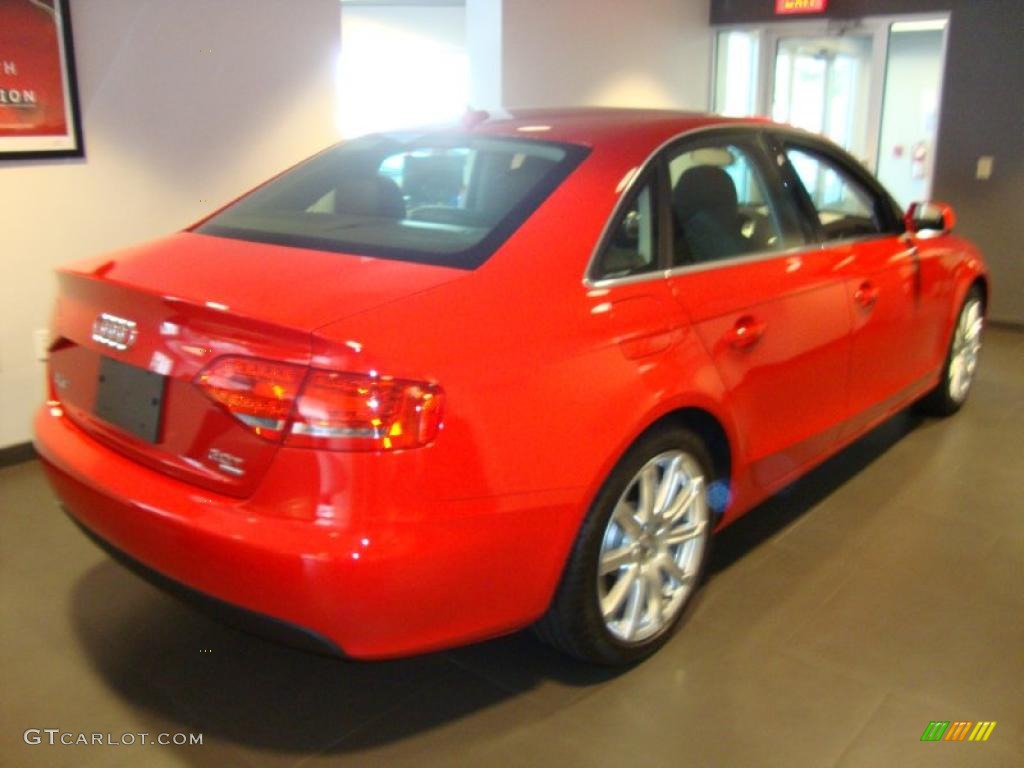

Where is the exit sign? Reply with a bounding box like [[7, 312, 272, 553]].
[[776, 0, 828, 14]]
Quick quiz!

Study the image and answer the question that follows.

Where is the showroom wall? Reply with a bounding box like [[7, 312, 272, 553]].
[[0, 0, 341, 449], [712, 0, 1024, 326], [500, 0, 711, 110], [0, 0, 716, 452]]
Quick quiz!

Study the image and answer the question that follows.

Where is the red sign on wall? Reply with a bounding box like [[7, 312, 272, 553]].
[[776, 0, 828, 14], [0, 0, 83, 158]]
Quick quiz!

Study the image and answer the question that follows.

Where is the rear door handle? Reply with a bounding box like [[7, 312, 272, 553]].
[[854, 281, 879, 309], [725, 315, 766, 350]]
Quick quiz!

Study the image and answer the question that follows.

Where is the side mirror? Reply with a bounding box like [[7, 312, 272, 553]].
[[906, 201, 956, 236]]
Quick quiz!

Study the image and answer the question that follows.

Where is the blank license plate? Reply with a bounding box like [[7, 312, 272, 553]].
[[94, 357, 166, 443]]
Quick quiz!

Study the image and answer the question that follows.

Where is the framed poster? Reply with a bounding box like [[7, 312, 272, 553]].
[[0, 0, 84, 159]]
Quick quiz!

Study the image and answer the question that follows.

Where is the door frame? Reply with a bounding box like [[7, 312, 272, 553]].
[[710, 12, 951, 185]]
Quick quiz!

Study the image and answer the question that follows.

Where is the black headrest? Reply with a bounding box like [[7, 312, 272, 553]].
[[334, 175, 406, 219], [478, 155, 553, 214], [673, 166, 739, 221]]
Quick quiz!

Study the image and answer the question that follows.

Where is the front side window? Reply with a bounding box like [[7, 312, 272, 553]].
[[668, 141, 802, 266], [197, 134, 588, 269], [784, 146, 890, 241]]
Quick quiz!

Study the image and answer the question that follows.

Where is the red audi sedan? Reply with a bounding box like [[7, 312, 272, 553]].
[[35, 109, 988, 664]]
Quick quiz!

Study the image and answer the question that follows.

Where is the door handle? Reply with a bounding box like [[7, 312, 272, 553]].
[[725, 315, 766, 350], [854, 281, 879, 309]]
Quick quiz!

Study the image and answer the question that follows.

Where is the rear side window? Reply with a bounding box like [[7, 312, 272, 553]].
[[197, 134, 588, 269]]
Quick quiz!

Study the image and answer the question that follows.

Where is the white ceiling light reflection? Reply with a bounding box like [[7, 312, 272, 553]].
[[892, 19, 947, 33], [337, 13, 469, 137], [616, 168, 640, 194]]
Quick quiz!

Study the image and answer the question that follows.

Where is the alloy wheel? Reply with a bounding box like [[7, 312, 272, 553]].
[[949, 297, 984, 403], [597, 450, 710, 643]]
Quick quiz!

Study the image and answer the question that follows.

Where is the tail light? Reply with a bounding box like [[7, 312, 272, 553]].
[[196, 357, 306, 441], [288, 371, 443, 451], [195, 356, 443, 451]]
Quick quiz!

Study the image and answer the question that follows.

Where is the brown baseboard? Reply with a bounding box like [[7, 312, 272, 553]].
[[0, 442, 37, 468]]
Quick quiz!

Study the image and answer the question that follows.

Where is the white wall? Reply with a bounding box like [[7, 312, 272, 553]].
[[500, 0, 711, 110], [0, 0, 341, 448], [466, 0, 503, 109], [0, 0, 715, 449]]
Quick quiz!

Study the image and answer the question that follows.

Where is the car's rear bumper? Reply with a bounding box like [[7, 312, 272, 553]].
[[67, 512, 345, 656], [34, 405, 582, 659]]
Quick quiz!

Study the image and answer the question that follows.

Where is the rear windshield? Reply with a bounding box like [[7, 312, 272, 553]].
[[195, 133, 589, 269]]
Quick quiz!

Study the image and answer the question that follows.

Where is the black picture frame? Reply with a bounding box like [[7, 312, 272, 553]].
[[0, 0, 85, 160]]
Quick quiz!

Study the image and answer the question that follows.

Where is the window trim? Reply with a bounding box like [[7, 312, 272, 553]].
[[583, 124, 907, 290], [586, 124, 816, 288]]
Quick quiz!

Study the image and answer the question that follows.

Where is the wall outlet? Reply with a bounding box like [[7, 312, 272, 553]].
[[33, 329, 51, 362]]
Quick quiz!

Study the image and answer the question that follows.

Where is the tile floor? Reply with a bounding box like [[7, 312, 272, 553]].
[[2, 328, 1021, 767]]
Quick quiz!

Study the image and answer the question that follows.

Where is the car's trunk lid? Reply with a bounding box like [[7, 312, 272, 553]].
[[48, 232, 465, 497]]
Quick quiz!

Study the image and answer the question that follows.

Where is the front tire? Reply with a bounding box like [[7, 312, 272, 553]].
[[919, 286, 984, 416], [534, 427, 714, 665]]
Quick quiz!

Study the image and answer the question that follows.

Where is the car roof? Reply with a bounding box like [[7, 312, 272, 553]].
[[462, 107, 773, 149]]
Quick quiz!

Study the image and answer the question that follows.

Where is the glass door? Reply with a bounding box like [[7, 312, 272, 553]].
[[875, 20, 948, 207], [770, 34, 875, 165], [712, 14, 950, 198]]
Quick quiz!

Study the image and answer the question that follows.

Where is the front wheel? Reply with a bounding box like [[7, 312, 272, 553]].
[[534, 427, 714, 665], [919, 286, 985, 416]]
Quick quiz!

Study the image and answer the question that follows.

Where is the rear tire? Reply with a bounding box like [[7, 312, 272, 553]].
[[534, 427, 714, 665], [918, 286, 984, 416]]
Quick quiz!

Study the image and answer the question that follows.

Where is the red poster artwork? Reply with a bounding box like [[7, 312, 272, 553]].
[[0, 0, 83, 157]]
